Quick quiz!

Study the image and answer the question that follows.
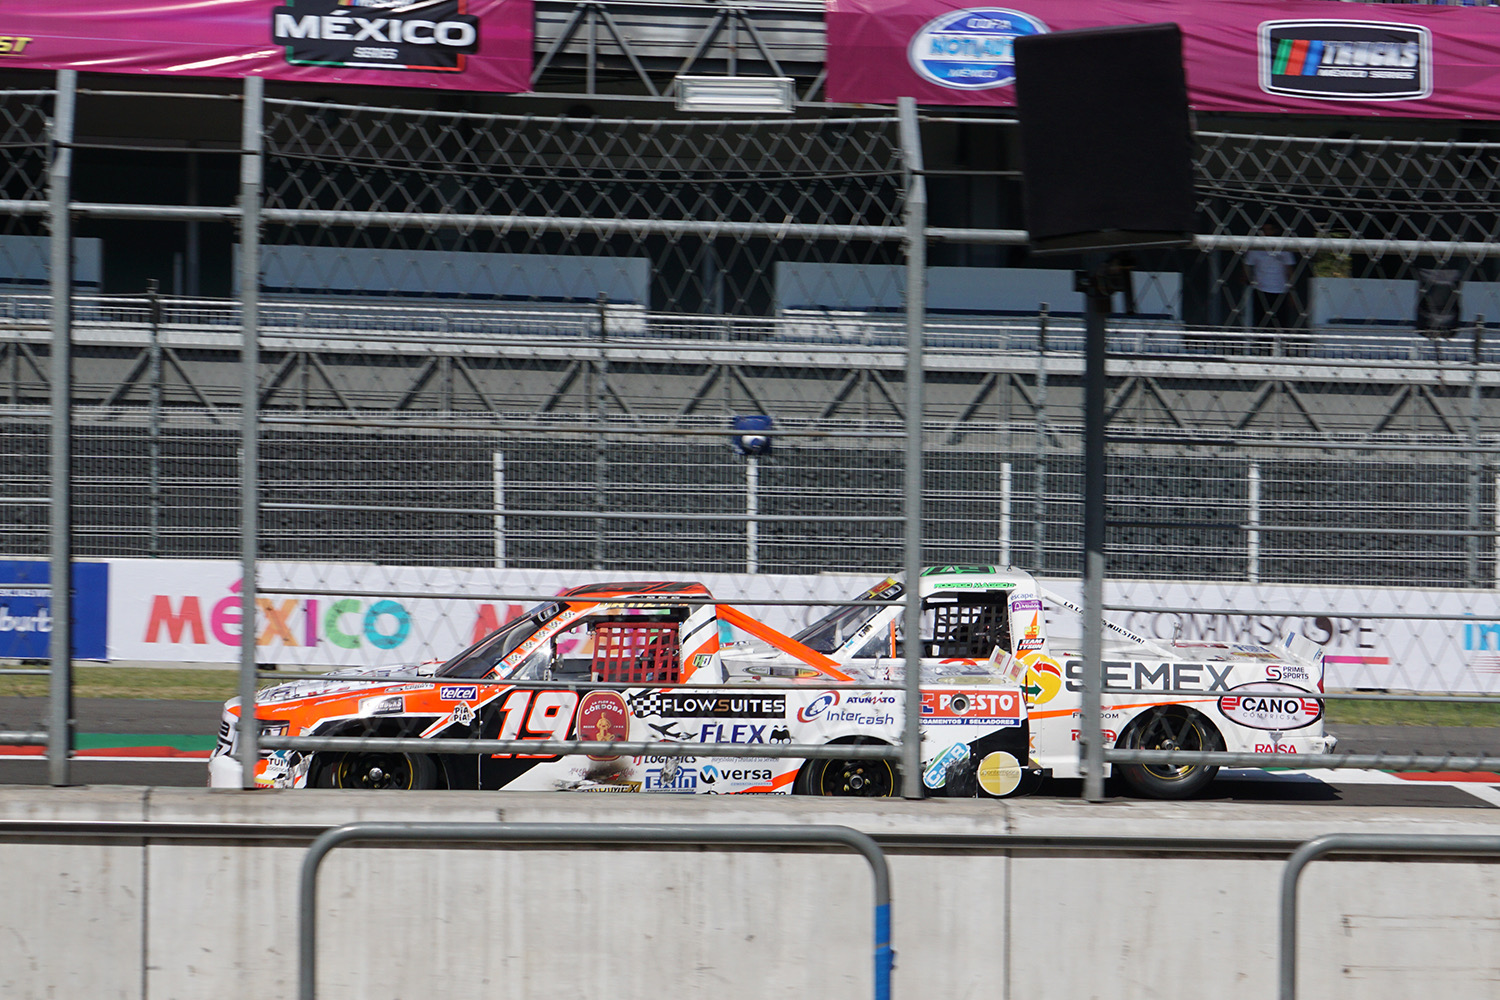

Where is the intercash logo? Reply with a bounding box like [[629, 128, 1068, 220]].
[[907, 8, 1048, 90], [272, 0, 480, 73], [1259, 20, 1431, 101]]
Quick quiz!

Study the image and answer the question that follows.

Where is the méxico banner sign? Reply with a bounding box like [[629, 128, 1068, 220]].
[[0, 0, 532, 93], [826, 0, 1500, 118]]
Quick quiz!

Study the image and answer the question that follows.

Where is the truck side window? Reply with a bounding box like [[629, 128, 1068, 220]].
[[925, 595, 1010, 659]]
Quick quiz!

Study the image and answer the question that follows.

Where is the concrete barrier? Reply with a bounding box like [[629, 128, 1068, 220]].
[[1, 788, 1497, 1000]]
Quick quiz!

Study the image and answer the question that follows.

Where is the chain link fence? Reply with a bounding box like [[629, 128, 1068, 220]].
[[1, 75, 1497, 792]]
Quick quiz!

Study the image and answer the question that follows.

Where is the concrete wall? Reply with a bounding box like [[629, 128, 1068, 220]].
[[1, 789, 1498, 1000]]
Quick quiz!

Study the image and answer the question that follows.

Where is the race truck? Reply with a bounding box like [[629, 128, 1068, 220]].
[[208, 580, 1038, 797], [798, 566, 1337, 797]]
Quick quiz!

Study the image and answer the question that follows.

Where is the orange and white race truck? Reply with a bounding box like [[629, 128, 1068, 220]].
[[208, 580, 1039, 797], [793, 566, 1337, 797]]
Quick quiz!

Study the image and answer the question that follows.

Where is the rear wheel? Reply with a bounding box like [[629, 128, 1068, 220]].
[[1116, 706, 1222, 799], [794, 738, 898, 797], [319, 752, 438, 790]]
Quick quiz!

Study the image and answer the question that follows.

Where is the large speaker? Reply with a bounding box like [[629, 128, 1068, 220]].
[[1013, 24, 1196, 254], [1416, 268, 1461, 338]]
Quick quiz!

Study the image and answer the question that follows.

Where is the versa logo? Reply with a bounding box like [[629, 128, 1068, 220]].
[[1259, 20, 1431, 101]]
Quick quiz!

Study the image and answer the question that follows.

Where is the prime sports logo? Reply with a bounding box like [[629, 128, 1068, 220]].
[[907, 7, 1048, 90], [272, 0, 480, 73], [1259, 20, 1431, 101]]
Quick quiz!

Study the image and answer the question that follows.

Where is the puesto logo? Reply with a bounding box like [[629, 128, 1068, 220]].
[[907, 8, 1048, 91], [272, 0, 480, 73], [1259, 21, 1431, 101]]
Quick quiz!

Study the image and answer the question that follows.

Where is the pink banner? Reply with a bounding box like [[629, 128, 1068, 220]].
[[827, 0, 1500, 117], [0, 0, 532, 93]]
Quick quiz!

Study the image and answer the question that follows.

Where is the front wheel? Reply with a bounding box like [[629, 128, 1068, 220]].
[[794, 739, 898, 797], [317, 751, 439, 790], [1116, 706, 1222, 799]]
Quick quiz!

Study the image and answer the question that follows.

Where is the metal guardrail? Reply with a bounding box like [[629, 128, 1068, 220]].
[[298, 822, 893, 1000], [1279, 833, 1500, 1000]]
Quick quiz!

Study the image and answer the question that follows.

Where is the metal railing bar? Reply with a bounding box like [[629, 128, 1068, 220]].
[[1280, 834, 1500, 1000], [262, 736, 902, 760], [0, 731, 48, 744], [256, 416, 910, 437], [262, 502, 903, 523], [298, 822, 892, 1000], [255, 673, 906, 691], [1098, 689, 1500, 704], [1102, 606, 1500, 622], [252, 589, 900, 608], [1107, 749, 1498, 771]]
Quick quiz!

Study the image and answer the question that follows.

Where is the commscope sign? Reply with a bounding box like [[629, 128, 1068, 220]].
[[906, 7, 1047, 90]]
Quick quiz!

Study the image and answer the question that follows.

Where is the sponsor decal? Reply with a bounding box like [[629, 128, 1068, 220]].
[[976, 751, 1022, 796], [1217, 682, 1323, 731], [579, 689, 629, 760], [451, 701, 475, 727], [1071, 728, 1118, 743], [0, 37, 33, 55], [922, 742, 971, 790], [1016, 637, 1045, 652], [1023, 655, 1063, 706], [628, 691, 785, 719], [644, 765, 698, 792], [694, 722, 782, 744], [439, 684, 478, 701], [745, 663, 822, 679], [699, 763, 774, 786], [1065, 660, 1237, 693], [1259, 20, 1431, 102], [921, 565, 998, 577], [145, 581, 413, 651], [1010, 598, 1042, 613], [920, 689, 1022, 725], [1265, 663, 1313, 684], [1255, 742, 1298, 753], [358, 694, 404, 715], [576, 781, 642, 793], [797, 690, 900, 727], [272, 0, 481, 73]]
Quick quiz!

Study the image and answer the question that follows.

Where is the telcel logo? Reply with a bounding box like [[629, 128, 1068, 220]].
[[1259, 20, 1431, 101], [907, 8, 1048, 90]]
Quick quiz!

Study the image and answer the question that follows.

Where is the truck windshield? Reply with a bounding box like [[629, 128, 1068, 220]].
[[435, 603, 560, 678], [794, 580, 903, 653]]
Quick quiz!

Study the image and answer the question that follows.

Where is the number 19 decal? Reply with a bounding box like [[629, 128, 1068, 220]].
[[491, 689, 580, 757]]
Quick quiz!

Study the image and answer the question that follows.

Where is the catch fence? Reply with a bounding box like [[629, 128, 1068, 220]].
[[0, 72, 1496, 794]]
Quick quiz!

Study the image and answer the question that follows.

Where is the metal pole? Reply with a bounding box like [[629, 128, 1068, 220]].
[[897, 97, 926, 800], [1033, 305, 1047, 574], [1247, 460, 1261, 584], [593, 292, 607, 572], [999, 461, 1012, 567], [1469, 317, 1484, 586], [492, 450, 506, 569], [46, 69, 76, 787], [299, 822, 892, 1000], [148, 279, 162, 559], [1080, 262, 1109, 802], [746, 455, 759, 574], [237, 75, 264, 788]]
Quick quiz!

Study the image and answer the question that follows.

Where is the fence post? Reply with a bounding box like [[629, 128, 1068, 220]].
[[746, 454, 759, 574], [1247, 460, 1261, 584], [897, 97, 926, 800], [1000, 461, 1012, 567], [1469, 316, 1483, 586], [1033, 305, 1047, 574], [148, 279, 162, 559], [594, 291, 608, 572], [46, 69, 76, 787], [237, 75, 264, 788]]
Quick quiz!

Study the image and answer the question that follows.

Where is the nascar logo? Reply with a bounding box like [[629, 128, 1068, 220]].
[[1259, 20, 1431, 101]]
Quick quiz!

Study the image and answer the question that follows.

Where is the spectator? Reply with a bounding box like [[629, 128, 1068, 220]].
[[1244, 223, 1297, 333]]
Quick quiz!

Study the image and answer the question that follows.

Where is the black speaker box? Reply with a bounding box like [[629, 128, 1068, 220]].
[[1013, 23, 1196, 254], [1416, 268, 1461, 338]]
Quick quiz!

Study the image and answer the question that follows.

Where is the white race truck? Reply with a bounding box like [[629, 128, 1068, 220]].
[[792, 565, 1336, 797]]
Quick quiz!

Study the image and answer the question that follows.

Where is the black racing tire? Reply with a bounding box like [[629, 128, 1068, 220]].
[[793, 737, 899, 797], [1116, 705, 1223, 800], [317, 751, 439, 790]]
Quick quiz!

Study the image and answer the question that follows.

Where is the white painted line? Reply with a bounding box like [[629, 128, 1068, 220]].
[[1458, 783, 1500, 808]]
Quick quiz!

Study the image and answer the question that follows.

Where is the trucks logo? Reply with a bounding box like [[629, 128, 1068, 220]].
[[578, 690, 629, 760], [1259, 20, 1431, 102], [628, 691, 785, 719], [272, 0, 481, 73], [920, 689, 1022, 725], [907, 8, 1048, 91], [1217, 682, 1323, 731]]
